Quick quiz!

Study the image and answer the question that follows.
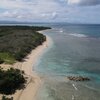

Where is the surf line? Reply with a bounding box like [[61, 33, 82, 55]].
[[72, 84, 78, 91]]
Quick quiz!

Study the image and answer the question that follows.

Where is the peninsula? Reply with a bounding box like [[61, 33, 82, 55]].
[[0, 26, 51, 100]]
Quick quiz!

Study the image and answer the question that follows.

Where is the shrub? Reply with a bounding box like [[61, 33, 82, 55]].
[[2, 96, 13, 100], [0, 58, 4, 64], [0, 68, 26, 95]]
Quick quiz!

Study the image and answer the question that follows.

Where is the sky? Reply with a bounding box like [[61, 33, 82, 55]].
[[0, 0, 100, 23]]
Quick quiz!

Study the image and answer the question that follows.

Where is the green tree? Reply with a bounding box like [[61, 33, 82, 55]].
[[0, 68, 26, 95]]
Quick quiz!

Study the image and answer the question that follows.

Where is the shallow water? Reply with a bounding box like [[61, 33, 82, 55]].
[[35, 24, 100, 100]]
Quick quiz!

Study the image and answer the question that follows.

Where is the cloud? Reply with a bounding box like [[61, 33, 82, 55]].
[[1, 11, 19, 18], [67, 0, 100, 6], [0, 0, 100, 23], [41, 12, 58, 20], [0, 10, 33, 20], [0, 0, 65, 21]]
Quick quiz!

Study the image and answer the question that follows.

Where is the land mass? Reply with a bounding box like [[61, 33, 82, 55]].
[[0, 26, 51, 100], [0, 26, 51, 64]]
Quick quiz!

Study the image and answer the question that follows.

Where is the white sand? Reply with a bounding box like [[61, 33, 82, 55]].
[[0, 35, 52, 100]]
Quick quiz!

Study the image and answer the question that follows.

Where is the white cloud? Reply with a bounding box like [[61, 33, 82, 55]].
[[67, 0, 100, 6], [68, 0, 80, 5], [1, 11, 17, 18], [0, 0, 100, 23], [0, 0, 66, 21], [41, 12, 58, 20]]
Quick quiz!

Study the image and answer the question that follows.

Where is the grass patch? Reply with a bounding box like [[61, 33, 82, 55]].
[[0, 53, 16, 64]]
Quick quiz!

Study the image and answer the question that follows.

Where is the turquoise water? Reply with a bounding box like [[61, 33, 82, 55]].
[[35, 24, 100, 100], [1, 23, 100, 99]]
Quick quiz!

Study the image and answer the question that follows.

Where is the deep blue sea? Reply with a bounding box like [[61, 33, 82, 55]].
[[34, 24, 100, 100]]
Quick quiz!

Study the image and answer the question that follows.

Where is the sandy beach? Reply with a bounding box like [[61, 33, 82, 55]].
[[0, 35, 52, 100]]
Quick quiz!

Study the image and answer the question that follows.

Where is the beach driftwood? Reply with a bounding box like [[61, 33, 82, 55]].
[[67, 76, 90, 81]]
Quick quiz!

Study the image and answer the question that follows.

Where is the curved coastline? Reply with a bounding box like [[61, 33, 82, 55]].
[[0, 35, 52, 100], [15, 35, 52, 100]]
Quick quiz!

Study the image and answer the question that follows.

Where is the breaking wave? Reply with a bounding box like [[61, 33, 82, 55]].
[[69, 33, 88, 38]]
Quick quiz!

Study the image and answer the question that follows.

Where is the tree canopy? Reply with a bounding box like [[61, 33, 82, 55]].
[[0, 26, 50, 63], [0, 67, 26, 95]]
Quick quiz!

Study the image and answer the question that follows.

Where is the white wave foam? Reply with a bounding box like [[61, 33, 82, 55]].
[[72, 95, 75, 100], [72, 84, 78, 91], [69, 33, 87, 38], [59, 30, 63, 33], [59, 28, 64, 33]]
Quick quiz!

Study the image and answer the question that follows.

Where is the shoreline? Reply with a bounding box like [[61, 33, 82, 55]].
[[0, 35, 52, 100]]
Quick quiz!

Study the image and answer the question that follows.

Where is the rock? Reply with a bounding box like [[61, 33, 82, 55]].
[[67, 76, 90, 81]]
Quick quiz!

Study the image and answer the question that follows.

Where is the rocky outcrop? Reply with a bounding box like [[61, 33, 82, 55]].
[[67, 76, 90, 81]]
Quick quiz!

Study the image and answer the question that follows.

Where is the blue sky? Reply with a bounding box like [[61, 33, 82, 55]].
[[0, 0, 100, 23]]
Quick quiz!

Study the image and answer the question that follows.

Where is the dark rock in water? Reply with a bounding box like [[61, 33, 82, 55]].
[[67, 76, 90, 81]]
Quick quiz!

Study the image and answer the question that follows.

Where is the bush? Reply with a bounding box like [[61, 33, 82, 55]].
[[2, 96, 13, 100], [0, 68, 26, 95], [0, 58, 4, 64]]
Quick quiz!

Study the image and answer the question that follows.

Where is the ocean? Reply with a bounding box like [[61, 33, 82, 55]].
[[34, 24, 100, 100], [1, 23, 100, 100]]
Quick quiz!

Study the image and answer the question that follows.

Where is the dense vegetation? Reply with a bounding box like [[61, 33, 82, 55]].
[[0, 67, 26, 95], [0, 26, 51, 63]]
